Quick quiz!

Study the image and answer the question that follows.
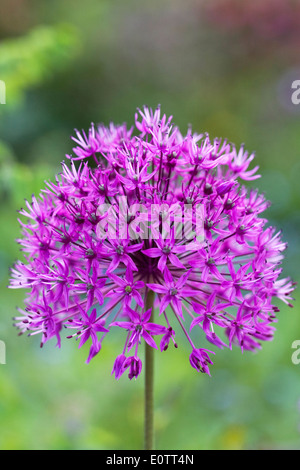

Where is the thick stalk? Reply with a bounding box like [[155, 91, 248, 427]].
[[144, 288, 155, 450]]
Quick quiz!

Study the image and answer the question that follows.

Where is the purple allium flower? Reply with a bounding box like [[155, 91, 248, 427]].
[[9, 105, 296, 379], [110, 306, 166, 351]]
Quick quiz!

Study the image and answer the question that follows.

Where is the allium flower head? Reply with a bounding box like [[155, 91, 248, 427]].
[[9, 105, 296, 379]]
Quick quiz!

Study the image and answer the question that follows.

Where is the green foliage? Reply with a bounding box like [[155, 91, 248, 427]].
[[0, 24, 80, 109]]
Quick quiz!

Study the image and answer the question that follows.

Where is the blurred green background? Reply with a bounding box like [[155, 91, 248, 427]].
[[0, 0, 300, 450]]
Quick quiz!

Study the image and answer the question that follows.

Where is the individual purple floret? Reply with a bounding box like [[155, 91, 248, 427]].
[[9, 105, 296, 379]]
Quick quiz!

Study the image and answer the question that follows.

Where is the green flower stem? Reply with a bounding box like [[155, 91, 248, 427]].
[[144, 288, 155, 450]]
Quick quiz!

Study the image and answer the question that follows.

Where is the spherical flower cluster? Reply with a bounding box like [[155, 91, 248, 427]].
[[9, 106, 295, 379]]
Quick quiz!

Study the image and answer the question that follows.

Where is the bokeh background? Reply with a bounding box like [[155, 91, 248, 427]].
[[0, 0, 300, 450]]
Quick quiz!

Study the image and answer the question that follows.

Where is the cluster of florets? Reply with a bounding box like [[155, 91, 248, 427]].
[[9, 106, 295, 379], [205, 0, 300, 41]]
